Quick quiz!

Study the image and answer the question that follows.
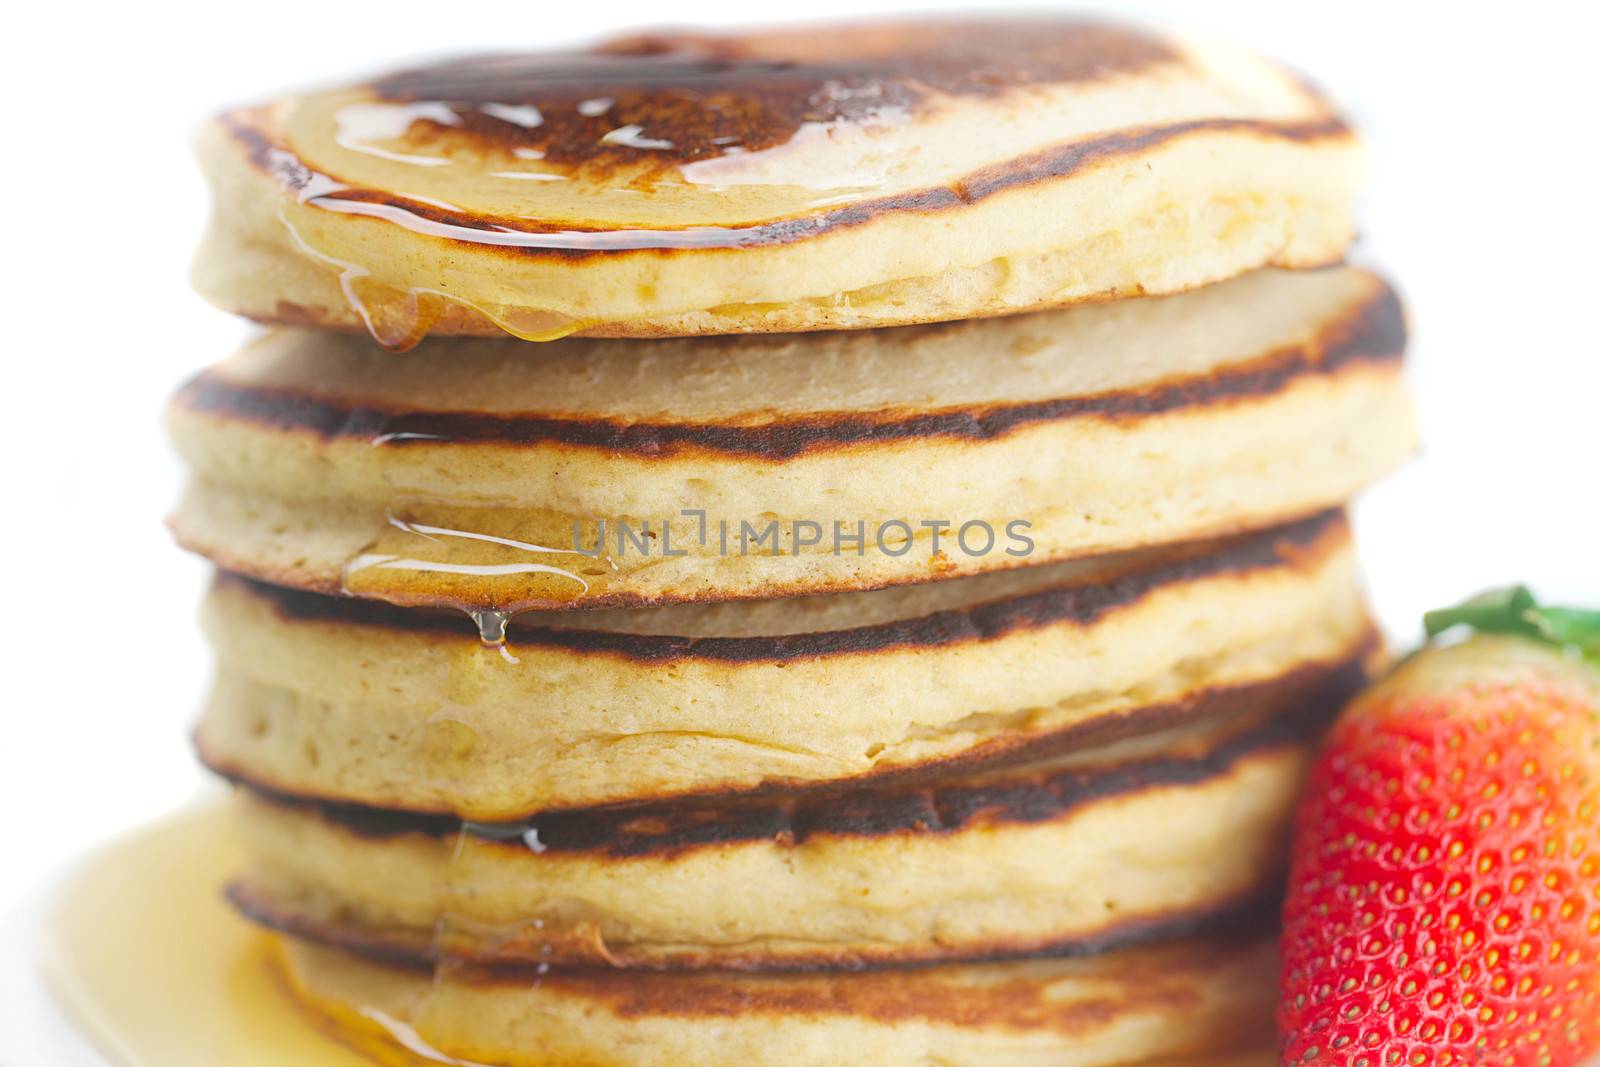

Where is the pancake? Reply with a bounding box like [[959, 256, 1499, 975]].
[[196, 510, 1374, 819], [277, 930, 1277, 1067], [192, 17, 1360, 346], [168, 266, 1412, 612], [228, 697, 1316, 971]]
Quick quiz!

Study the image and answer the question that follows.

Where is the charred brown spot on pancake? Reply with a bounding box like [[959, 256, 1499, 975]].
[[208, 636, 1373, 823], [215, 509, 1348, 662], [471, 925, 1273, 1024], [368, 20, 1181, 173], [175, 279, 1402, 459], [241, 876, 1277, 975], [240, 680, 1339, 860]]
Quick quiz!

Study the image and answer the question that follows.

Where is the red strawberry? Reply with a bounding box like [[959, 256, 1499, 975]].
[[1280, 587, 1600, 1067]]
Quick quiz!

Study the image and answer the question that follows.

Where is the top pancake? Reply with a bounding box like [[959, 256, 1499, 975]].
[[193, 16, 1361, 346]]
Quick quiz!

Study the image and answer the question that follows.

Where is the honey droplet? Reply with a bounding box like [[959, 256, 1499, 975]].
[[476, 305, 591, 343], [468, 608, 519, 664], [343, 277, 445, 352]]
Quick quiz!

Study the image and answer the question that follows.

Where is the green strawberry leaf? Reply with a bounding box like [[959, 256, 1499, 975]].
[[1423, 586, 1540, 639], [1530, 607, 1600, 658], [1424, 585, 1600, 660]]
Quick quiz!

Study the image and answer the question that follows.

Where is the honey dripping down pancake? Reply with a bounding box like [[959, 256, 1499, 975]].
[[224, 692, 1328, 972], [43, 808, 1272, 1067], [168, 266, 1413, 615], [196, 510, 1376, 818], [274, 930, 1280, 1067], [192, 16, 1362, 346]]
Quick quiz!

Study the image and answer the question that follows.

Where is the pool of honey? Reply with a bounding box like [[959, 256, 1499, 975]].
[[41, 806, 383, 1067]]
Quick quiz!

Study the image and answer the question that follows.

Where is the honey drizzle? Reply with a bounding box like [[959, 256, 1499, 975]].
[[353, 1008, 493, 1067], [466, 609, 518, 664], [340, 513, 594, 653], [260, 123, 885, 349], [278, 209, 590, 351]]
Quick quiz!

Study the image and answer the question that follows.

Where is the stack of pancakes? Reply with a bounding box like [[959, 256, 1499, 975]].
[[171, 18, 1415, 1067]]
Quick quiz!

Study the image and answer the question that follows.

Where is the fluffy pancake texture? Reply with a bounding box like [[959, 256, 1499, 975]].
[[277, 931, 1277, 1067], [168, 14, 1405, 1064], [192, 17, 1361, 344], [196, 510, 1373, 818], [229, 699, 1317, 971], [168, 266, 1412, 612]]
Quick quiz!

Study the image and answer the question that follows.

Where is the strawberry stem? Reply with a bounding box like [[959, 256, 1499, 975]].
[[1424, 585, 1600, 659]]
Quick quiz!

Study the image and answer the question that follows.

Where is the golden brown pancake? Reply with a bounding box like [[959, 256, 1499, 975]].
[[168, 266, 1412, 613], [196, 510, 1374, 819], [192, 17, 1361, 346], [277, 930, 1278, 1067], [228, 698, 1317, 971]]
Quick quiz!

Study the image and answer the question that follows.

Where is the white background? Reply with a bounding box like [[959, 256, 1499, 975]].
[[0, 0, 1596, 922]]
